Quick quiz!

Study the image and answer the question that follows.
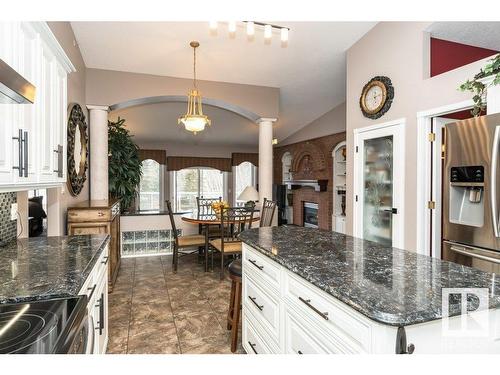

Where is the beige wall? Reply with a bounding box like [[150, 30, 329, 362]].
[[86, 68, 280, 119], [47, 22, 89, 235], [345, 22, 493, 252], [281, 102, 346, 145]]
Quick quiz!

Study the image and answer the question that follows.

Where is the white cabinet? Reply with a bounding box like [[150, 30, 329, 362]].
[[0, 22, 74, 192], [242, 243, 500, 354], [79, 245, 109, 354]]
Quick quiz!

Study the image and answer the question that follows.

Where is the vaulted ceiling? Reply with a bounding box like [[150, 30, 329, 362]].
[[72, 21, 376, 143]]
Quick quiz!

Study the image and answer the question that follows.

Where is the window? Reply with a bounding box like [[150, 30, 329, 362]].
[[138, 159, 161, 210], [174, 167, 225, 212], [234, 162, 257, 204]]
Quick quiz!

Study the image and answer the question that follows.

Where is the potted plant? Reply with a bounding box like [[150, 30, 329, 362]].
[[108, 117, 142, 213], [459, 53, 500, 116]]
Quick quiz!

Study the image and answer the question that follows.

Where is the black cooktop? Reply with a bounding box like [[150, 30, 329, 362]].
[[0, 297, 85, 354]]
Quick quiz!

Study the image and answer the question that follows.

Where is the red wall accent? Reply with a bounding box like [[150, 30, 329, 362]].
[[430, 38, 498, 77]]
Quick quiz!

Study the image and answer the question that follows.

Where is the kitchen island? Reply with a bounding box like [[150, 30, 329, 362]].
[[239, 226, 500, 354]]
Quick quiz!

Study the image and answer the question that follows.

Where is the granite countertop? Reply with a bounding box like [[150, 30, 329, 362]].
[[0, 235, 110, 304], [239, 226, 500, 326]]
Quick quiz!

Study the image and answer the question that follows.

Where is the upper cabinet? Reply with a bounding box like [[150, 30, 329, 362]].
[[0, 22, 74, 192]]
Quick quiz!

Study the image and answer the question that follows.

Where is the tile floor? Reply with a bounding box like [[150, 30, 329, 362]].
[[106, 253, 244, 354]]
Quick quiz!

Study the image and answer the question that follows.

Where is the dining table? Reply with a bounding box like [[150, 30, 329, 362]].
[[181, 211, 260, 272]]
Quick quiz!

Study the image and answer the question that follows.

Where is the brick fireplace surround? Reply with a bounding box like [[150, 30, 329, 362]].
[[274, 132, 346, 230], [292, 189, 331, 230]]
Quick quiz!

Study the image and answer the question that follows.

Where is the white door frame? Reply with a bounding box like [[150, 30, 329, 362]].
[[353, 118, 406, 249], [415, 99, 474, 257]]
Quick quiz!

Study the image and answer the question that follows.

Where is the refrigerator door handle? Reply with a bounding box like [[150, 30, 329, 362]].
[[449, 245, 500, 265], [491, 126, 500, 237]]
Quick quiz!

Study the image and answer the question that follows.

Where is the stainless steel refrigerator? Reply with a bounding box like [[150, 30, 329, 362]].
[[443, 113, 500, 273]]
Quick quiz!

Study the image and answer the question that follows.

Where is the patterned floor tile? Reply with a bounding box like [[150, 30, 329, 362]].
[[106, 254, 244, 354]]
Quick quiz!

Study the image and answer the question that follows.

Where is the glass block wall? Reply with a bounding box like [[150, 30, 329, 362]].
[[121, 229, 181, 257]]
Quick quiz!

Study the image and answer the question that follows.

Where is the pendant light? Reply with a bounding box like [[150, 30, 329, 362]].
[[178, 41, 211, 134]]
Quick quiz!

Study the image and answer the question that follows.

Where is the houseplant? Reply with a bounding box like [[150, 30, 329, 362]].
[[108, 117, 142, 212], [459, 53, 500, 116]]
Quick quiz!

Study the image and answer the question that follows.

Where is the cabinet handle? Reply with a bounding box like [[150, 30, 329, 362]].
[[12, 129, 23, 177], [22, 131, 28, 177], [248, 296, 264, 311], [53, 144, 63, 177], [97, 212, 104, 217], [101, 256, 109, 265], [395, 327, 415, 354], [87, 284, 96, 300], [248, 259, 264, 270], [99, 293, 104, 335], [298, 296, 329, 320], [247, 341, 258, 354]]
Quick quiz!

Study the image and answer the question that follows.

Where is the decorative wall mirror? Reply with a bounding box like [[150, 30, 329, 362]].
[[67, 103, 89, 196]]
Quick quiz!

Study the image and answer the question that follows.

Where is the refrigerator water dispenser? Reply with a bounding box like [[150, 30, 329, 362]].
[[449, 166, 484, 227]]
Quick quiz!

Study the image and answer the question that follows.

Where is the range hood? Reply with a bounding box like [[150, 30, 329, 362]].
[[0, 58, 36, 104], [285, 179, 328, 192]]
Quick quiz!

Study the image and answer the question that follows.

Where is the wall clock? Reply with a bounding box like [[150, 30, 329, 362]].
[[359, 76, 394, 120]]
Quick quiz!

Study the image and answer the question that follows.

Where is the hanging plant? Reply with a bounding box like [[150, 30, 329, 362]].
[[108, 117, 142, 212], [459, 53, 500, 116]]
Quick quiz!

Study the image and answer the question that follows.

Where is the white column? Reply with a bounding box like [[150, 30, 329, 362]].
[[87, 105, 110, 201], [257, 118, 276, 208]]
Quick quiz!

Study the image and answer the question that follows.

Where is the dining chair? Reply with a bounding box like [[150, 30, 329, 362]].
[[259, 197, 277, 227], [196, 196, 222, 215], [166, 200, 206, 272], [196, 196, 223, 237], [209, 207, 254, 280]]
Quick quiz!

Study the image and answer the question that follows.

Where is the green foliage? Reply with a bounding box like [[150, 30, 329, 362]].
[[108, 117, 142, 212], [459, 54, 500, 116]]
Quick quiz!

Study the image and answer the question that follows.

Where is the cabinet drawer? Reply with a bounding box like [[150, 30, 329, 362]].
[[284, 270, 371, 353], [68, 209, 111, 223], [285, 306, 341, 354], [243, 316, 274, 354], [242, 244, 281, 290], [68, 223, 110, 236], [243, 273, 280, 343]]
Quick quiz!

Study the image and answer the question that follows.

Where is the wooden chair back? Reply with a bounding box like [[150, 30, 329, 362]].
[[259, 198, 277, 227]]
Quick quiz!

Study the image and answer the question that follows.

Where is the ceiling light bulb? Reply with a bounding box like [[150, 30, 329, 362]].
[[228, 21, 236, 34], [281, 28, 289, 43], [272, 138, 278, 145], [209, 21, 218, 31], [264, 24, 272, 39], [246, 21, 255, 36]]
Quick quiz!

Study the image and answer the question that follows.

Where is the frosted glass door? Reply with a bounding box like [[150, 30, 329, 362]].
[[362, 136, 394, 246]]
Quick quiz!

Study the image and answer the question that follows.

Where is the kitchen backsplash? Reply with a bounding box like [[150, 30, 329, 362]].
[[0, 192, 17, 245]]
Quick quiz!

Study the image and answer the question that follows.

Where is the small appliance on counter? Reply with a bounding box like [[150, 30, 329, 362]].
[[443, 113, 500, 273], [0, 296, 89, 354]]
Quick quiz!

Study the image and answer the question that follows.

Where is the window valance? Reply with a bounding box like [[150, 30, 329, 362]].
[[231, 153, 258, 167], [166, 156, 232, 172], [138, 149, 166, 165]]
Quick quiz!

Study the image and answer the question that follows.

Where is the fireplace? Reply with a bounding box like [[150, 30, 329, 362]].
[[303, 202, 319, 228]]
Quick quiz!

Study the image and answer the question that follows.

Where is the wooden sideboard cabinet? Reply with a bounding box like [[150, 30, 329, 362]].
[[67, 199, 121, 292]]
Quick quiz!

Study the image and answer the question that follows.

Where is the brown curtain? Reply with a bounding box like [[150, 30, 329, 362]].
[[138, 149, 166, 165], [231, 152, 258, 167], [166, 156, 232, 172]]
